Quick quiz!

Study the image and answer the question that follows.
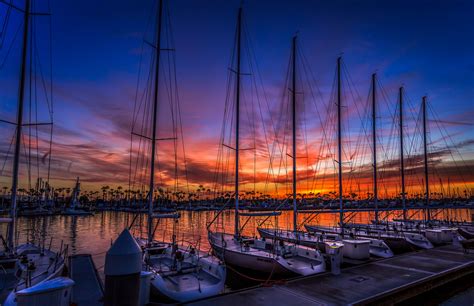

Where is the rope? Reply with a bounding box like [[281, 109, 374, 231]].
[[225, 263, 286, 285]]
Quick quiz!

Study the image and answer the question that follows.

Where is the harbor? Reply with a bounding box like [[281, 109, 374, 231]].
[[187, 244, 474, 305], [0, 0, 473, 305], [0, 210, 473, 305]]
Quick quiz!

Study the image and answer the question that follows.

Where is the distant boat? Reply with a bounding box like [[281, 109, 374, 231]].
[[62, 177, 93, 216]]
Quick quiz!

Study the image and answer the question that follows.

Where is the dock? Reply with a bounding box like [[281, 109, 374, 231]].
[[69, 254, 104, 306], [187, 245, 474, 305]]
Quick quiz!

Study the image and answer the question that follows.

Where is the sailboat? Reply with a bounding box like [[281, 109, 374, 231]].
[[208, 10, 325, 279], [260, 56, 390, 260], [0, 0, 66, 304], [128, 0, 225, 302], [62, 177, 93, 216], [257, 37, 342, 259], [306, 72, 432, 253]]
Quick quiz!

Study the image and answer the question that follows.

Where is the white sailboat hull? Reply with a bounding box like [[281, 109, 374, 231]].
[[304, 225, 395, 257], [209, 232, 325, 277]]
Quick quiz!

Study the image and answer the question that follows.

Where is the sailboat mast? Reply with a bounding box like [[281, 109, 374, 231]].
[[371, 73, 378, 224], [234, 7, 242, 238], [337, 57, 343, 229], [8, 0, 30, 250], [399, 87, 406, 220], [292, 35, 297, 233], [422, 96, 430, 221], [148, 0, 163, 244]]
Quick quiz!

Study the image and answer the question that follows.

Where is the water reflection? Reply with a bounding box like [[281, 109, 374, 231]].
[[0, 208, 470, 276]]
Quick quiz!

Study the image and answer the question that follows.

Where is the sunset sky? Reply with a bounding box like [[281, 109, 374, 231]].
[[0, 0, 473, 198]]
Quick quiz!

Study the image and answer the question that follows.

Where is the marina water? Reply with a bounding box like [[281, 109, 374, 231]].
[[2, 208, 471, 278]]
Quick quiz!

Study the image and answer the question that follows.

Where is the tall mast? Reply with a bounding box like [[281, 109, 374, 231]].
[[422, 96, 430, 221], [399, 87, 406, 220], [148, 0, 163, 244], [291, 35, 297, 232], [337, 57, 343, 230], [234, 7, 242, 238], [8, 0, 30, 251], [371, 73, 378, 224]]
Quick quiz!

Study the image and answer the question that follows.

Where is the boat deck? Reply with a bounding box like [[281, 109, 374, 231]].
[[186, 245, 474, 305], [149, 257, 221, 291], [69, 254, 104, 306]]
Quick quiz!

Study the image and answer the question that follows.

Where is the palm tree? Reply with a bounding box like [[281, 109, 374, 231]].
[[117, 186, 123, 200], [101, 185, 110, 201]]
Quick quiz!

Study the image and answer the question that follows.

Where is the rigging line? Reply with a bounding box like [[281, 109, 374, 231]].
[[46, 0, 53, 186], [244, 21, 286, 195], [167, 10, 190, 195], [212, 20, 237, 199], [244, 30, 276, 196], [30, 6, 42, 189], [347, 80, 371, 192], [319, 65, 339, 194], [270, 48, 293, 196], [344, 71, 372, 179], [373, 78, 397, 197], [163, 3, 181, 196], [267, 52, 291, 194], [131, 0, 155, 128], [129, 1, 154, 203], [31, 28, 52, 115], [0, 19, 22, 69], [213, 69, 233, 197], [135, 75, 153, 193], [294, 47, 308, 194], [0, 0, 13, 48], [402, 92, 422, 190], [428, 103, 471, 188], [131, 72, 150, 190], [159, 25, 178, 195], [300, 47, 334, 155], [34, 25, 40, 188], [0, 132, 15, 176], [244, 24, 275, 194], [27, 4, 33, 191], [428, 102, 472, 177], [409, 105, 426, 194], [298, 49, 331, 192]]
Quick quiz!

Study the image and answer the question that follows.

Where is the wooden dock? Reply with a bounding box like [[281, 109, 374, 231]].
[[187, 245, 474, 305], [69, 254, 104, 306]]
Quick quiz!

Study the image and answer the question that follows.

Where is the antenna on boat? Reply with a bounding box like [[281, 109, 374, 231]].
[[8, 0, 30, 251], [291, 34, 297, 233], [148, 0, 164, 245], [234, 6, 242, 238], [399, 87, 407, 220], [422, 96, 430, 222], [372, 73, 378, 224], [337, 57, 344, 233]]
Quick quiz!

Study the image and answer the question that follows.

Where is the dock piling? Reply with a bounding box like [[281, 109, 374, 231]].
[[104, 229, 142, 306]]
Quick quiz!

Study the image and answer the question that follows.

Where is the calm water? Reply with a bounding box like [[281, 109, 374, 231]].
[[0, 208, 470, 301], [2, 208, 471, 276]]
